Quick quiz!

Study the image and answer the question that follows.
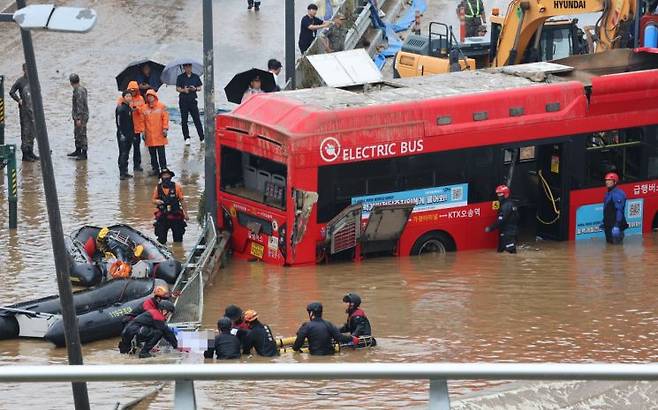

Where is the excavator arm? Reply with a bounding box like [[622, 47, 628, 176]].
[[492, 0, 635, 66]]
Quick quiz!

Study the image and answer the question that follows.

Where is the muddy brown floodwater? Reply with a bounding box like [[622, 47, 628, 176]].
[[0, 0, 657, 409]]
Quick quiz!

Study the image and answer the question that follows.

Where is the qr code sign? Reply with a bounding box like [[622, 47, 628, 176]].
[[628, 200, 642, 218], [451, 186, 464, 201]]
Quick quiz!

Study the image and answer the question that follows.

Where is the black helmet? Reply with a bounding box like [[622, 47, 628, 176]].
[[306, 302, 323, 317], [218, 317, 232, 331], [159, 168, 175, 179], [224, 304, 243, 322], [69, 73, 80, 84], [342, 293, 362, 307], [158, 300, 176, 313]]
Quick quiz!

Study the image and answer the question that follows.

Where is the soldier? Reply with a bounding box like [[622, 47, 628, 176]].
[[9, 64, 38, 162], [457, 0, 486, 38], [322, 13, 348, 53], [68, 73, 89, 160]]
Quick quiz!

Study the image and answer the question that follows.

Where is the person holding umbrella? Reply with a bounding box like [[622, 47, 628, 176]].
[[136, 63, 162, 95], [224, 68, 276, 104], [176, 63, 204, 146], [241, 76, 265, 103]]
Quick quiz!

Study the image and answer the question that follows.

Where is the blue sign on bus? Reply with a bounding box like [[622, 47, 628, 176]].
[[351, 183, 469, 218], [575, 198, 643, 240]]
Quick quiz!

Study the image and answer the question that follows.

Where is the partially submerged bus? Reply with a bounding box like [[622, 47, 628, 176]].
[[216, 49, 658, 266]]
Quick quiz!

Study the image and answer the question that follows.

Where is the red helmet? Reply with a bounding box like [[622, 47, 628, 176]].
[[604, 172, 619, 184], [495, 185, 511, 199]]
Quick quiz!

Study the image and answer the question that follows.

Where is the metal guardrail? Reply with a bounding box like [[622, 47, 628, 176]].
[[3, 363, 658, 409], [168, 214, 229, 329]]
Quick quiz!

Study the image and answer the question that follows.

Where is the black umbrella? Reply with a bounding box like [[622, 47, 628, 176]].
[[224, 68, 276, 104], [115, 58, 165, 92]]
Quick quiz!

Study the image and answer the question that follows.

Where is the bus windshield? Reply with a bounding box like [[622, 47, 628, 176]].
[[220, 145, 287, 210]]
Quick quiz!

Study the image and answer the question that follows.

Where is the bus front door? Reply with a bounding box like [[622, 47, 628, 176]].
[[535, 144, 569, 240], [361, 204, 415, 256]]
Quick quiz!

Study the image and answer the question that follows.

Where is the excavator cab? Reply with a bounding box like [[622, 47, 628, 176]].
[[395, 12, 591, 78], [393, 22, 477, 78]]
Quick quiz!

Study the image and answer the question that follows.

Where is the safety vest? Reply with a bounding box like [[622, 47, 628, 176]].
[[465, 0, 480, 18], [156, 183, 183, 220]]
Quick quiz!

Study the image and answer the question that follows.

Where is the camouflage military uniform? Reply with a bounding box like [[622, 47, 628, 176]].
[[324, 24, 347, 52], [72, 85, 89, 151], [9, 76, 35, 155]]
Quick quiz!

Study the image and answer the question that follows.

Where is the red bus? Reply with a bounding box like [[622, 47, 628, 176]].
[[216, 49, 658, 266]]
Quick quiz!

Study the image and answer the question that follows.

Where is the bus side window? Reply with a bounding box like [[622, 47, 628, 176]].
[[466, 147, 496, 203], [643, 126, 658, 179], [585, 127, 645, 186]]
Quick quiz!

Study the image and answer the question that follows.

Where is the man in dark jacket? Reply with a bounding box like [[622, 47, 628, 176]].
[[602, 172, 627, 244], [485, 184, 519, 253], [242, 310, 279, 357], [115, 90, 136, 180], [340, 293, 375, 346], [204, 317, 242, 360], [118, 300, 178, 358], [293, 302, 356, 355], [299, 4, 332, 54], [175, 64, 204, 146]]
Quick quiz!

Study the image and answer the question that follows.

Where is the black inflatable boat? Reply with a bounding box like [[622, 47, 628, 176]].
[[0, 279, 158, 346], [67, 224, 182, 287]]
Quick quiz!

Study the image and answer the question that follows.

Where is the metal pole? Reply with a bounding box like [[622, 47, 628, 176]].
[[285, 0, 296, 89], [202, 0, 217, 225], [174, 380, 197, 409], [7, 144, 17, 229], [633, 0, 641, 48], [0, 75, 4, 145], [429, 378, 451, 410], [15, 0, 90, 408]]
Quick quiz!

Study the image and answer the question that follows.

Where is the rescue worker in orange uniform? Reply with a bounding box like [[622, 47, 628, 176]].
[[116, 81, 145, 173], [152, 168, 188, 244], [138, 89, 169, 176], [126, 284, 172, 320]]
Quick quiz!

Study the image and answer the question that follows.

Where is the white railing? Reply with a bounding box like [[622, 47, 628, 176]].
[[2, 363, 658, 409]]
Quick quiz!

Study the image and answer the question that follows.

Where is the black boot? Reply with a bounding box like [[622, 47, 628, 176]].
[[67, 148, 80, 157], [247, 0, 253, 8], [254, 1, 260, 10], [75, 149, 87, 161]]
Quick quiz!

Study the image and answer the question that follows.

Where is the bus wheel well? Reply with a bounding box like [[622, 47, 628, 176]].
[[653, 212, 658, 230], [410, 230, 456, 256]]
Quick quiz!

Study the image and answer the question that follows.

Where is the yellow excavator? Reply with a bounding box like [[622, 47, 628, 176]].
[[393, 0, 636, 77]]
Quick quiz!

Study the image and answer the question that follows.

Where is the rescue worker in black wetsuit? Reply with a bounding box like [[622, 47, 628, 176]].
[[602, 172, 628, 245], [293, 302, 357, 355], [484, 185, 519, 253], [242, 310, 279, 357], [339, 293, 376, 346], [204, 317, 242, 360], [224, 304, 250, 346], [118, 300, 178, 358], [152, 168, 189, 244]]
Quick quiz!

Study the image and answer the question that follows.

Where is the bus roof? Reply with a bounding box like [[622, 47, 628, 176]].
[[224, 67, 549, 135], [273, 68, 542, 109], [220, 50, 658, 145]]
